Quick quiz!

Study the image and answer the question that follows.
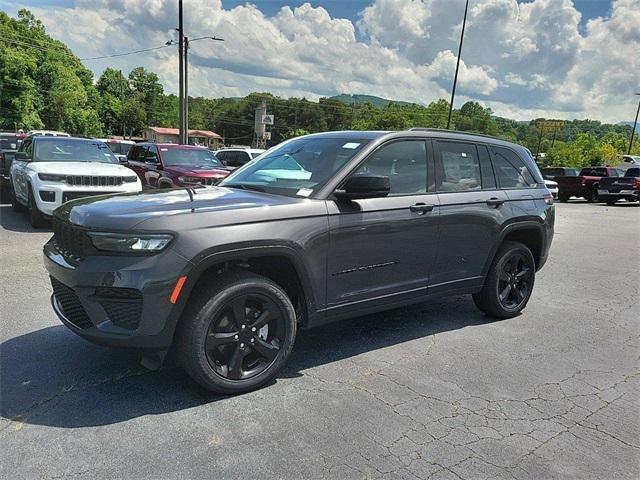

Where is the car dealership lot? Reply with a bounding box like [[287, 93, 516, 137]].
[[1, 201, 638, 479]]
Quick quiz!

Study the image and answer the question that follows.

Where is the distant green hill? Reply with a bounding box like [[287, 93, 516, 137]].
[[330, 94, 415, 108]]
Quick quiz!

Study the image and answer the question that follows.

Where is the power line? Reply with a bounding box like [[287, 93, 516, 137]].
[[80, 44, 175, 61]]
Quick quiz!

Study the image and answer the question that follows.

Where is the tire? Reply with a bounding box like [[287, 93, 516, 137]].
[[28, 185, 47, 228], [10, 184, 25, 212], [606, 200, 616, 206], [558, 193, 570, 203], [176, 271, 297, 394], [586, 188, 599, 203], [473, 241, 535, 319]]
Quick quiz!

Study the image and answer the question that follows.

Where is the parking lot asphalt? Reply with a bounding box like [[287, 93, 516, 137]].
[[1, 198, 639, 480]]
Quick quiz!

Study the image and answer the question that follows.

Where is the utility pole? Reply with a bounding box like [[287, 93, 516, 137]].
[[120, 69, 126, 139], [178, 0, 185, 144], [446, 0, 469, 130], [628, 93, 640, 155], [254, 101, 267, 148], [184, 36, 189, 143]]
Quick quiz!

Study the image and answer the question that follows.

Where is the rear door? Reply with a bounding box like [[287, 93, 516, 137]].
[[430, 140, 509, 291], [326, 139, 440, 307]]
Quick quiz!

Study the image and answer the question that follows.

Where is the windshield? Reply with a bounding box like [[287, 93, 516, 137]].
[[220, 136, 372, 197], [161, 148, 224, 168], [106, 142, 133, 155], [0, 136, 20, 150], [34, 140, 118, 163]]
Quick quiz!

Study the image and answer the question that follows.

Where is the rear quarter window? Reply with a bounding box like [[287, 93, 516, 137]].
[[491, 147, 536, 188]]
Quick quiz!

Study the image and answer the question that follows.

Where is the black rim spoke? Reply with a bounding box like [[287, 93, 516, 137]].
[[499, 284, 512, 302], [206, 331, 238, 351], [205, 293, 285, 381], [252, 338, 279, 361], [231, 296, 247, 329], [227, 344, 246, 380]]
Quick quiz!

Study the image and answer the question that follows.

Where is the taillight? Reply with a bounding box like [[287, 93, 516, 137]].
[[633, 179, 640, 189], [543, 193, 554, 205]]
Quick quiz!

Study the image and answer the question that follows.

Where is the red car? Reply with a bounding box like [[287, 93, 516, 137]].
[[126, 143, 230, 188], [555, 166, 624, 203]]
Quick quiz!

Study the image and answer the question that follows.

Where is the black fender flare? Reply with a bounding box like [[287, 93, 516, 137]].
[[166, 242, 319, 336], [480, 220, 546, 277]]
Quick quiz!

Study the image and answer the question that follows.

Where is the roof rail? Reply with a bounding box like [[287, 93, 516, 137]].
[[406, 127, 502, 141]]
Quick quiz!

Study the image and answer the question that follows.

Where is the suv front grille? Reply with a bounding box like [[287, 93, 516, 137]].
[[52, 219, 93, 262], [66, 175, 124, 187], [200, 178, 220, 186], [50, 277, 93, 329]]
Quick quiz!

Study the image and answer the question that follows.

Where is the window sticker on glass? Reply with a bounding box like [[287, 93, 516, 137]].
[[161, 148, 169, 151], [342, 142, 360, 149], [296, 188, 313, 197], [461, 152, 468, 157]]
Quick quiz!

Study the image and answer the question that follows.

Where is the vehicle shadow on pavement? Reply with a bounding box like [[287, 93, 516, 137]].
[[0, 203, 52, 233], [0, 296, 493, 429]]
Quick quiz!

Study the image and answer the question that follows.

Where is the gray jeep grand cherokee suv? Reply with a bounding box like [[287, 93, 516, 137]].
[[44, 129, 555, 393]]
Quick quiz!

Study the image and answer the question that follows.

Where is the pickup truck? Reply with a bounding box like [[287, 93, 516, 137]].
[[598, 167, 640, 205], [556, 167, 623, 203]]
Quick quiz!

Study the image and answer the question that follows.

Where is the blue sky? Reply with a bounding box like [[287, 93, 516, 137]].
[[3, 0, 614, 29], [1, 0, 637, 122]]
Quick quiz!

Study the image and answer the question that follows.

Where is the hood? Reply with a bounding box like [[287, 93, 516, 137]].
[[55, 186, 324, 230], [29, 161, 136, 177], [167, 165, 229, 177]]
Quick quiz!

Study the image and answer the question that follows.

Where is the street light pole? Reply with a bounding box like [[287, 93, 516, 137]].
[[628, 93, 640, 155], [182, 36, 223, 144], [446, 0, 470, 130], [178, 0, 185, 144]]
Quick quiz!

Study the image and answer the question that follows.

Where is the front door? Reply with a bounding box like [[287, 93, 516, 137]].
[[326, 139, 440, 307]]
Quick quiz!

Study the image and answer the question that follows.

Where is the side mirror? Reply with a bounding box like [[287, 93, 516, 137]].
[[334, 174, 390, 200], [145, 157, 159, 165], [115, 154, 128, 165], [14, 152, 29, 161]]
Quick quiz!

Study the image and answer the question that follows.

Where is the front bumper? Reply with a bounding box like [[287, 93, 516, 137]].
[[34, 181, 141, 216], [44, 239, 192, 349], [597, 189, 639, 201]]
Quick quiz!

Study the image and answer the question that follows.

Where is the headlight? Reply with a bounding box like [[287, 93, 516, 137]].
[[178, 176, 202, 184], [123, 175, 138, 183], [88, 233, 173, 253], [38, 173, 66, 182]]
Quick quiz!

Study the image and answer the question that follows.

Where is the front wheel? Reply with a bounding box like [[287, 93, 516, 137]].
[[10, 184, 25, 212], [558, 193, 570, 203], [586, 188, 599, 203], [473, 241, 535, 319], [28, 185, 47, 228], [177, 271, 297, 394]]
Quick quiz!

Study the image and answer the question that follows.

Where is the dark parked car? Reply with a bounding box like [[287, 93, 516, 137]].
[[45, 129, 555, 394], [127, 143, 230, 188], [0, 132, 24, 190], [555, 167, 623, 202], [540, 167, 579, 181], [214, 147, 265, 171], [598, 167, 640, 205]]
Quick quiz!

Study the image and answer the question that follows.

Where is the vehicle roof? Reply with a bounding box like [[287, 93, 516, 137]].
[[138, 143, 210, 149], [303, 129, 528, 150], [30, 136, 104, 143], [95, 138, 135, 144], [217, 147, 265, 152]]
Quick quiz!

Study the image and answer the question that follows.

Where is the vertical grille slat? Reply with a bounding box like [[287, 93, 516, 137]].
[[64, 176, 125, 187]]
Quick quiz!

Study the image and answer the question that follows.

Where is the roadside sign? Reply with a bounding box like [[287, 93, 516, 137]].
[[263, 132, 271, 140], [261, 115, 274, 125], [535, 120, 564, 131]]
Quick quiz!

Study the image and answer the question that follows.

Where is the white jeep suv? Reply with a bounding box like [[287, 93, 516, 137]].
[[10, 136, 142, 227]]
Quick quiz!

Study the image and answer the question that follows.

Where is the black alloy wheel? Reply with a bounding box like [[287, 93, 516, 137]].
[[496, 252, 533, 311], [205, 293, 284, 380], [473, 241, 536, 319], [177, 271, 297, 394]]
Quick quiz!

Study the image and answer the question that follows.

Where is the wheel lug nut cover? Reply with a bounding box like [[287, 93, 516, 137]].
[[251, 327, 256, 332]]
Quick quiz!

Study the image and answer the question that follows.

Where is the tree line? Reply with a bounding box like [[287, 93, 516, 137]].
[[1, 9, 638, 168]]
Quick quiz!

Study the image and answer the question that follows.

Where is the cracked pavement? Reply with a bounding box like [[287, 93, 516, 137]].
[[1, 200, 639, 479]]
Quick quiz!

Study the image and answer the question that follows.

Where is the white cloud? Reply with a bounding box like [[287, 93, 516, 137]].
[[19, 0, 640, 122]]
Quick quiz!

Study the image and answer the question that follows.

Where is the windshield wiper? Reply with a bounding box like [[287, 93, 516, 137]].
[[223, 183, 265, 192]]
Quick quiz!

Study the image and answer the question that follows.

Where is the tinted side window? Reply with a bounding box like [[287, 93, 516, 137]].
[[435, 142, 481, 192], [354, 140, 427, 196], [228, 151, 250, 168], [20, 139, 33, 158], [492, 147, 536, 188], [146, 146, 159, 162], [128, 145, 145, 161]]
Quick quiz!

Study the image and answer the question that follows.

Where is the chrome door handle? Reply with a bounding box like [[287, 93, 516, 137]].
[[409, 203, 435, 214]]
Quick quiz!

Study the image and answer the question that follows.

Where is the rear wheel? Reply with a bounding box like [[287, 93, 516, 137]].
[[177, 271, 297, 394], [558, 193, 570, 203], [28, 185, 47, 228], [606, 200, 617, 206], [473, 241, 535, 319], [586, 188, 599, 203]]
